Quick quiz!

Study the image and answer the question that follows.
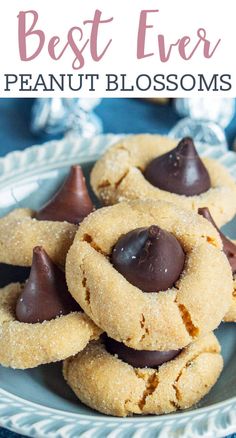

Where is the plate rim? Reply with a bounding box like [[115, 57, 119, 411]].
[[0, 133, 236, 438]]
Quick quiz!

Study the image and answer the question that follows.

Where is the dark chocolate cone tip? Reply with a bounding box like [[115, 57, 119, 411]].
[[148, 225, 160, 238], [198, 207, 217, 227], [66, 165, 87, 192], [112, 225, 185, 292], [33, 245, 48, 262], [34, 246, 42, 253], [35, 165, 94, 224], [16, 246, 80, 324], [198, 207, 218, 234], [198, 206, 236, 274], [176, 137, 197, 157], [144, 136, 211, 196]]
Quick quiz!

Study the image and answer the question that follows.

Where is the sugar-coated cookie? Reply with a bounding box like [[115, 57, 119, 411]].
[[63, 333, 223, 417], [0, 208, 76, 267], [66, 200, 232, 351], [0, 283, 101, 369], [0, 165, 94, 267], [91, 135, 236, 227]]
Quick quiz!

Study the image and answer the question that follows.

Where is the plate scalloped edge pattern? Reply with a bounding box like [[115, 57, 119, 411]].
[[0, 133, 123, 187], [1, 389, 236, 438], [0, 133, 236, 438]]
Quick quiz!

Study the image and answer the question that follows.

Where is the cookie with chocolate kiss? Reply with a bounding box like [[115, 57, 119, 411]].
[[36, 165, 94, 224], [63, 333, 223, 417], [144, 137, 211, 196], [66, 199, 232, 351], [103, 334, 180, 368], [198, 207, 236, 274], [16, 246, 80, 324], [111, 225, 185, 292]]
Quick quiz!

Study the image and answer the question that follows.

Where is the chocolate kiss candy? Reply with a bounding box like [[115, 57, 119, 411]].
[[198, 207, 236, 274], [144, 137, 211, 196], [111, 225, 185, 292], [35, 165, 94, 224], [104, 335, 180, 368], [16, 246, 80, 323]]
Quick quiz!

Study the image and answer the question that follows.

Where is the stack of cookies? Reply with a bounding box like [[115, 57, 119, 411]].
[[0, 135, 236, 417]]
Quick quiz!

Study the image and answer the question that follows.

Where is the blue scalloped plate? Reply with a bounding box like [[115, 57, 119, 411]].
[[0, 134, 236, 438]]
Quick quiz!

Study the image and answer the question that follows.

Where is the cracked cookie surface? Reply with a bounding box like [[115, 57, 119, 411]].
[[66, 200, 232, 350], [0, 283, 101, 369], [63, 333, 223, 417], [91, 134, 236, 227], [0, 209, 77, 267]]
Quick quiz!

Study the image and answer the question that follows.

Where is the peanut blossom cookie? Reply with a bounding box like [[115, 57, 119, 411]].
[[91, 135, 236, 226], [0, 246, 101, 369], [63, 332, 223, 417], [198, 207, 236, 322], [0, 165, 94, 267], [66, 200, 232, 351]]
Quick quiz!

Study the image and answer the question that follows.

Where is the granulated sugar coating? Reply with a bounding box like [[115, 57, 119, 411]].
[[63, 333, 223, 417], [0, 208, 77, 267], [0, 283, 101, 369], [65, 199, 232, 351], [91, 134, 236, 227]]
